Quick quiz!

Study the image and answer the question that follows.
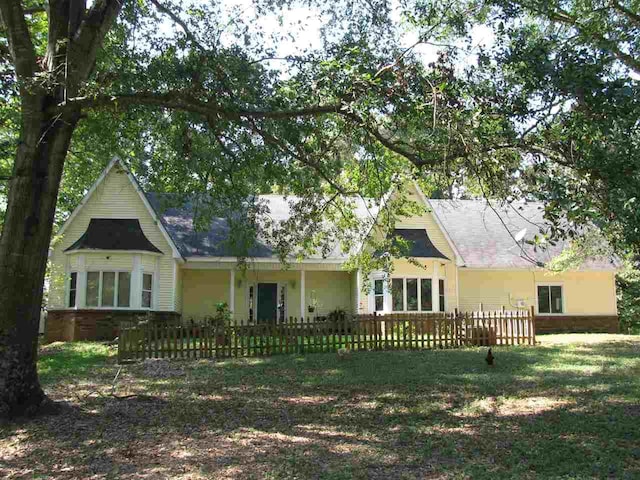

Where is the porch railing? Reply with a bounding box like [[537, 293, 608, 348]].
[[117, 309, 535, 363]]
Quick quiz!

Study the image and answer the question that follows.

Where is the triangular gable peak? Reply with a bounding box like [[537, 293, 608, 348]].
[[56, 158, 182, 259], [389, 182, 463, 266]]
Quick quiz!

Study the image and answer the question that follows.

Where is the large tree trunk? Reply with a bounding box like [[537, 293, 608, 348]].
[[0, 0, 122, 419], [0, 100, 78, 417]]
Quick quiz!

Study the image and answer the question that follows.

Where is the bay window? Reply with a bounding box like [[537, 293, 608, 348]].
[[86, 271, 131, 308], [391, 277, 442, 312]]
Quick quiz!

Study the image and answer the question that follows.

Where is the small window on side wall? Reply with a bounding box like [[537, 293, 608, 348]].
[[142, 273, 153, 308], [538, 285, 563, 314], [439, 279, 445, 312], [68, 272, 77, 308]]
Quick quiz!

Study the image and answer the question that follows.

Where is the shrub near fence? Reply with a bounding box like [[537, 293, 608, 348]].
[[118, 309, 535, 363]]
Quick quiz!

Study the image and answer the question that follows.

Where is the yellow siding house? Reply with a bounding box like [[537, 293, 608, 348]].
[[45, 159, 619, 341]]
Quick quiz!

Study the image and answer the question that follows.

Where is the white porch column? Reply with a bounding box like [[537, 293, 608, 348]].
[[77, 254, 87, 308], [131, 254, 142, 309], [300, 269, 306, 320], [229, 269, 235, 316], [432, 261, 440, 312]]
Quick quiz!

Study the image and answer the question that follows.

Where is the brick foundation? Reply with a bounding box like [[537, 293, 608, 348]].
[[535, 315, 619, 334], [45, 310, 181, 342]]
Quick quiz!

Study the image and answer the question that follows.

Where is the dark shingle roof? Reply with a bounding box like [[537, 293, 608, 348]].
[[428, 200, 618, 269], [146, 193, 379, 259], [391, 229, 449, 260], [65, 218, 162, 253], [142, 188, 617, 269]]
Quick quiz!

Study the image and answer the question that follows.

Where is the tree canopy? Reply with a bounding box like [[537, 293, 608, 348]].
[[1, 0, 638, 417], [3, 1, 637, 260]]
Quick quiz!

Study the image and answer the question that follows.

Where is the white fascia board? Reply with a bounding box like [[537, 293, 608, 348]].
[[461, 266, 618, 272], [186, 256, 346, 264], [63, 249, 163, 257]]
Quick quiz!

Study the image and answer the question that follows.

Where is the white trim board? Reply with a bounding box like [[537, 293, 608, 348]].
[[186, 256, 345, 264], [64, 249, 163, 257], [459, 267, 618, 272]]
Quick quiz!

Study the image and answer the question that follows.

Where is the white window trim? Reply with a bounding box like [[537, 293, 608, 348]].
[[141, 272, 154, 309], [390, 276, 440, 313], [85, 269, 139, 310], [535, 282, 565, 315]]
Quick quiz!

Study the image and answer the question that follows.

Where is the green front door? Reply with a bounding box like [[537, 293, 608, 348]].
[[257, 283, 278, 323]]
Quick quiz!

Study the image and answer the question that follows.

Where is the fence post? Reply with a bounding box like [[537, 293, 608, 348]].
[[530, 305, 536, 345]]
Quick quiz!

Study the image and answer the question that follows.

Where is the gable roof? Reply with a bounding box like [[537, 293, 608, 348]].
[[147, 190, 616, 269], [56, 158, 183, 259], [62, 160, 616, 269], [65, 219, 162, 253], [428, 200, 618, 270]]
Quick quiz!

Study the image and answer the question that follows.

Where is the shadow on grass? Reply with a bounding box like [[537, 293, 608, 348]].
[[1, 337, 639, 479]]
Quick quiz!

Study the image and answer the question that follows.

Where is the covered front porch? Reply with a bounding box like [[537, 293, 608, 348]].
[[180, 260, 356, 323], [178, 256, 456, 323]]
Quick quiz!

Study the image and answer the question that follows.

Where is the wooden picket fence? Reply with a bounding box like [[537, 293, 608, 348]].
[[117, 309, 535, 363]]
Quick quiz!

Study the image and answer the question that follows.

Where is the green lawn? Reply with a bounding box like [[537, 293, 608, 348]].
[[1, 335, 640, 479]]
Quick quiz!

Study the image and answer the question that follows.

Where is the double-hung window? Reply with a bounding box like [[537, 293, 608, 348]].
[[373, 279, 384, 312], [142, 273, 153, 308], [392, 277, 441, 312], [537, 285, 563, 314], [67, 272, 77, 308], [86, 271, 131, 308]]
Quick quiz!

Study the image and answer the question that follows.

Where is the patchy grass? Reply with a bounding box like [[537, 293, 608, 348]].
[[1, 335, 640, 479], [37, 341, 115, 385]]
